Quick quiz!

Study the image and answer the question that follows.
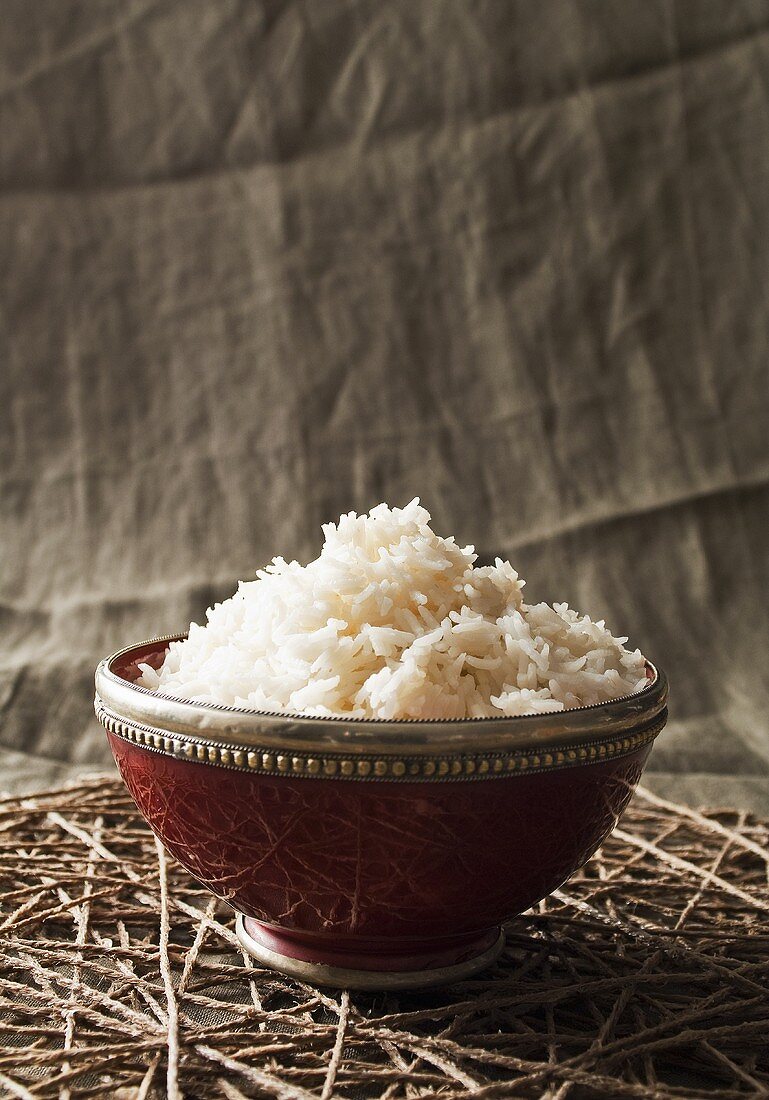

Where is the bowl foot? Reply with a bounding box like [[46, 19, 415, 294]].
[[235, 915, 505, 991]]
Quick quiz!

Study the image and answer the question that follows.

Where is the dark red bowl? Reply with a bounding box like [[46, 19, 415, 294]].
[[95, 635, 668, 990]]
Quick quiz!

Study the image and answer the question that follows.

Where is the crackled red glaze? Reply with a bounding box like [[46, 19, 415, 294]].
[[108, 732, 650, 963]]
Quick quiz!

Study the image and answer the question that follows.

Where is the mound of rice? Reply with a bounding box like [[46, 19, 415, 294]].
[[138, 500, 647, 719]]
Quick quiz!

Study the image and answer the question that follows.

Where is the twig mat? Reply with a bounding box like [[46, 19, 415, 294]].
[[0, 778, 767, 1098]]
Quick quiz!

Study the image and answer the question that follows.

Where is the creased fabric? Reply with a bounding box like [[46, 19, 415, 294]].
[[1, 1, 768, 805]]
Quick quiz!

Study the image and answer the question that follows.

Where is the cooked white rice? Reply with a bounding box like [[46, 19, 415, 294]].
[[138, 499, 647, 719]]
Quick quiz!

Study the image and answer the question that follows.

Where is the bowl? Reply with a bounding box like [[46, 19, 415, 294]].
[[95, 635, 668, 990]]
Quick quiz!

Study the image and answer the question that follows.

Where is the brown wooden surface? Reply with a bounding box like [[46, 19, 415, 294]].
[[0, 778, 767, 1098]]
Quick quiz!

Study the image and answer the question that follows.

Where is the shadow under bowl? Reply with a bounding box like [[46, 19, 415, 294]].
[[95, 636, 668, 990]]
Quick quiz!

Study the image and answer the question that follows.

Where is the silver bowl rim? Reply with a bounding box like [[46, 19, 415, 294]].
[[95, 634, 668, 756]]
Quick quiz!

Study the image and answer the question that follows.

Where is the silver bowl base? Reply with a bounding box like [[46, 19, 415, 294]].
[[235, 915, 505, 992]]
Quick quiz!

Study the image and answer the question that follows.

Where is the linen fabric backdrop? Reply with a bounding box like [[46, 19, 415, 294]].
[[1, 1, 768, 810]]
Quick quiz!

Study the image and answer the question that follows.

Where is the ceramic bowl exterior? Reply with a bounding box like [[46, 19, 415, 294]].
[[96, 637, 668, 986]]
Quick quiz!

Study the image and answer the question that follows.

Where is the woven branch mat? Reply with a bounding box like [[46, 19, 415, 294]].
[[0, 780, 767, 1100]]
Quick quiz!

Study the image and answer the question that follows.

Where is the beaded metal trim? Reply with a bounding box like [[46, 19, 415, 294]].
[[95, 696, 666, 783]]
